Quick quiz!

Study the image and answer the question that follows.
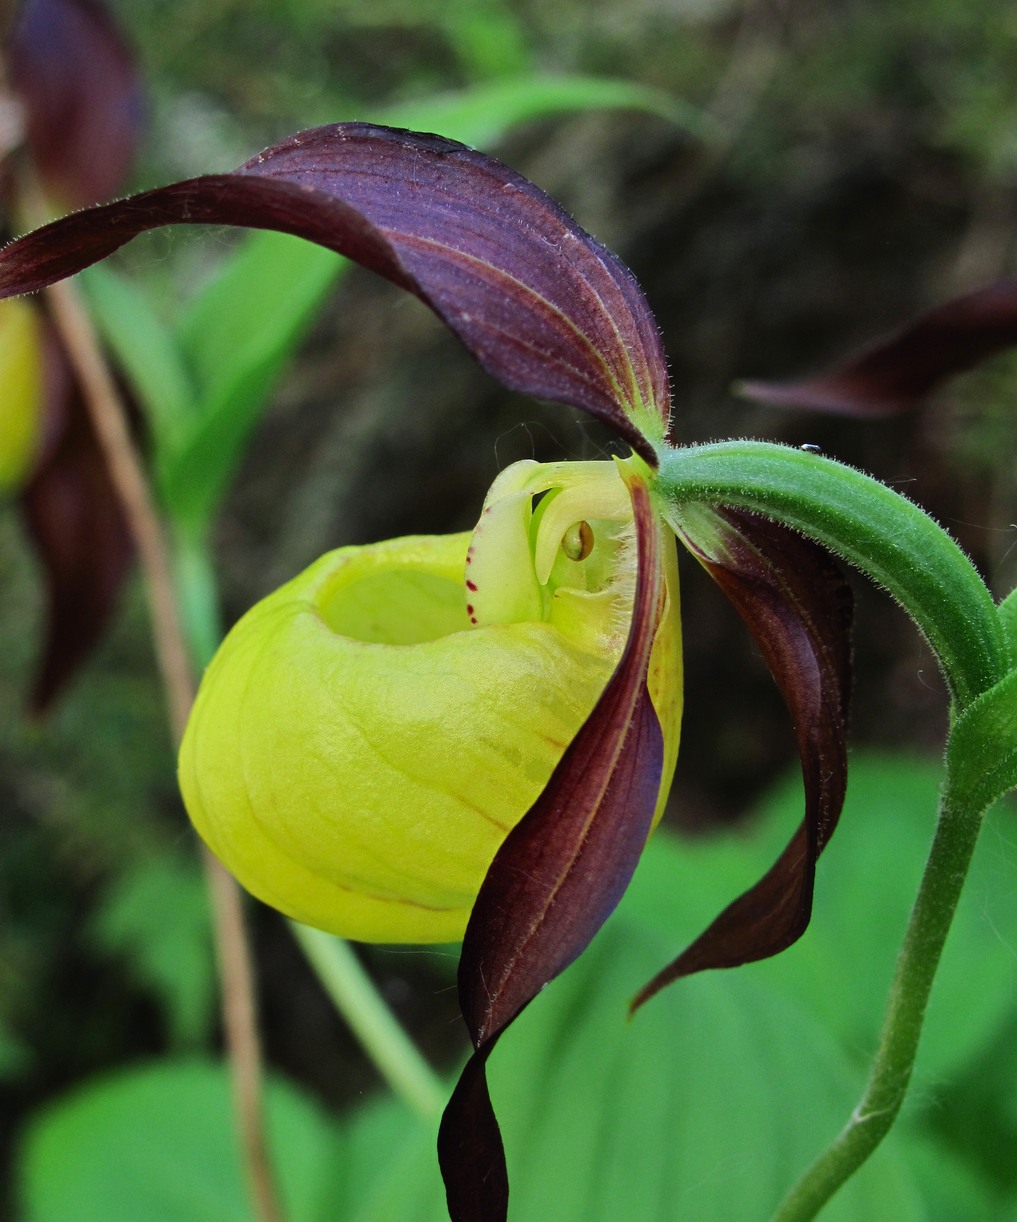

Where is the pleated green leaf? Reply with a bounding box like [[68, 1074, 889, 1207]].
[[16, 1061, 341, 1222]]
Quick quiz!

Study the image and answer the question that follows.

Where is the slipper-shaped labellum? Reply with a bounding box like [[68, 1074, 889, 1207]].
[[179, 458, 683, 943]]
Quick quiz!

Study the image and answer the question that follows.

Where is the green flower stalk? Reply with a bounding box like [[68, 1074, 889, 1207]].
[[0, 121, 1012, 1222]]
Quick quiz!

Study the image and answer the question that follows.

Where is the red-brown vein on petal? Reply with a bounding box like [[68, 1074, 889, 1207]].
[[437, 474, 665, 1222], [396, 233, 638, 425], [739, 279, 1017, 417], [0, 124, 668, 459], [631, 509, 852, 1013], [244, 126, 669, 430]]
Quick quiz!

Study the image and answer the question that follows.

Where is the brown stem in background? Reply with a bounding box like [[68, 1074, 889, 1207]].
[[43, 275, 194, 739], [36, 214, 285, 1222]]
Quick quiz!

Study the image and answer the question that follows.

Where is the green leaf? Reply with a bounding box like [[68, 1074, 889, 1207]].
[[381, 75, 715, 148], [85, 855, 216, 1048], [483, 919, 923, 1222], [16, 1061, 342, 1222], [327, 877, 924, 1220], [79, 264, 197, 458], [163, 233, 343, 527], [900, 1130, 1014, 1222], [623, 754, 1017, 1082]]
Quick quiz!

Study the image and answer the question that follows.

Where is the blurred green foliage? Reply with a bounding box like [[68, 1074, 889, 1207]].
[[12, 756, 1017, 1219]]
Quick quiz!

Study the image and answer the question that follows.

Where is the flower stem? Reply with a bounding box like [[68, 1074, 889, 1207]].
[[769, 780, 984, 1220], [655, 440, 1006, 710], [289, 923, 447, 1119]]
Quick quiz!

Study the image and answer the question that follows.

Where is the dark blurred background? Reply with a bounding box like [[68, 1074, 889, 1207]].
[[3, 0, 1017, 1212]]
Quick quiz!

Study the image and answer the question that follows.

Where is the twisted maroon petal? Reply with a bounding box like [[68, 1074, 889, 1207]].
[[20, 317, 133, 712], [438, 473, 666, 1221]]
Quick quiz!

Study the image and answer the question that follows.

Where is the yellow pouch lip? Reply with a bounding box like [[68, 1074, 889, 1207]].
[[181, 532, 619, 943], [179, 462, 683, 945]]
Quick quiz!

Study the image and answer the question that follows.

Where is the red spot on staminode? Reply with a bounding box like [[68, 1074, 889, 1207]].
[[466, 579, 478, 592], [466, 604, 475, 616], [470, 616, 478, 624]]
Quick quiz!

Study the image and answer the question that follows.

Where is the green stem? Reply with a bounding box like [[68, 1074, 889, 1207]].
[[289, 923, 447, 1120], [654, 440, 1014, 1215], [173, 525, 224, 670], [769, 777, 983, 1220], [655, 441, 1006, 710]]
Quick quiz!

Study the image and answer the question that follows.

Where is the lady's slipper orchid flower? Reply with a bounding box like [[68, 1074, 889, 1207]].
[[180, 458, 683, 944], [0, 122, 853, 1220]]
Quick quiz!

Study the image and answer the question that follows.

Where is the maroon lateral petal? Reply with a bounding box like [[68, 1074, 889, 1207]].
[[631, 509, 852, 1012], [739, 279, 1017, 416], [19, 317, 133, 712], [9, 0, 144, 207], [437, 473, 666, 1222], [0, 123, 669, 461]]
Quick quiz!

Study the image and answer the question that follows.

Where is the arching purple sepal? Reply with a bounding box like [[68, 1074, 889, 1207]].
[[438, 474, 666, 1220], [0, 124, 669, 460]]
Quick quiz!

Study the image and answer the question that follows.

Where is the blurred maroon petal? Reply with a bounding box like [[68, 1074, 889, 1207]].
[[631, 510, 851, 1011], [0, 123, 669, 461], [438, 473, 666, 1221], [20, 317, 133, 712], [9, 0, 144, 206], [740, 279, 1017, 416]]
